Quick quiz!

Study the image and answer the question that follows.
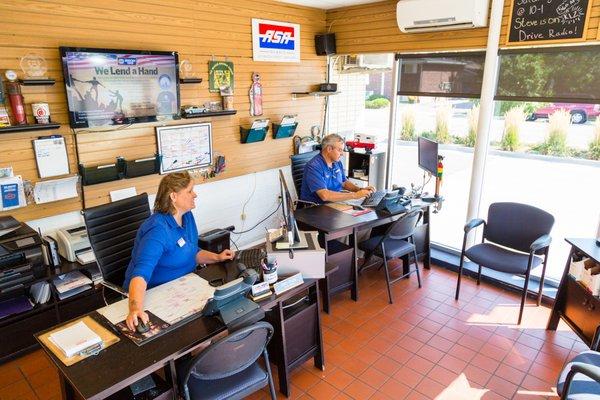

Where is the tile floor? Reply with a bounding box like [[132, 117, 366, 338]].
[[0, 263, 585, 400]]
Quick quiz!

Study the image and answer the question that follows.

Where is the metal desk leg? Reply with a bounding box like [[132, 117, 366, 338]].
[[313, 283, 325, 371], [60, 374, 76, 400], [167, 360, 179, 400], [351, 228, 358, 301], [423, 206, 431, 269]]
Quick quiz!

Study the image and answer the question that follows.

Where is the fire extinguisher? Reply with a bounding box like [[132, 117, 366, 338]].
[[5, 71, 26, 125]]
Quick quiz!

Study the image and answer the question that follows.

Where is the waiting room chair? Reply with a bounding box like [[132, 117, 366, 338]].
[[177, 321, 276, 400], [82, 193, 151, 292], [358, 209, 423, 303], [557, 332, 600, 399], [455, 202, 554, 324]]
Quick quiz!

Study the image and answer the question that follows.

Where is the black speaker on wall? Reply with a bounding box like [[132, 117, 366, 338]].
[[315, 33, 336, 56]]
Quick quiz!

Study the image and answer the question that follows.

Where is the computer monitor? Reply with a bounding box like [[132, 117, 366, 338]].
[[418, 137, 438, 175], [279, 169, 300, 247]]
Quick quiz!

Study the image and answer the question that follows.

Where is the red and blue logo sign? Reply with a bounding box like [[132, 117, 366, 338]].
[[258, 23, 295, 50]]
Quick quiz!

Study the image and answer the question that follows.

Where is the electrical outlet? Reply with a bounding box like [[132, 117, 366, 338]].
[[241, 213, 246, 220]]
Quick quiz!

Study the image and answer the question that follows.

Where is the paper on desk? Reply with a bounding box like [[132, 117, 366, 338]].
[[110, 187, 137, 202], [97, 273, 215, 325], [33, 176, 78, 204]]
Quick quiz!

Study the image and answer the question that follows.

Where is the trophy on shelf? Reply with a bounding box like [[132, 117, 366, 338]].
[[19, 53, 52, 85], [179, 59, 202, 83]]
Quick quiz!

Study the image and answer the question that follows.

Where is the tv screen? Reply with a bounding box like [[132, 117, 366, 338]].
[[60, 47, 180, 128]]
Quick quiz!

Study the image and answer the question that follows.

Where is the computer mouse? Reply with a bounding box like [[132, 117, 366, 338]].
[[352, 205, 365, 211], [136, 320, 150, 334]]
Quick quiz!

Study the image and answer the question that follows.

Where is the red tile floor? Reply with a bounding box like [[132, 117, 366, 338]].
[[0, 263, 586, 400]]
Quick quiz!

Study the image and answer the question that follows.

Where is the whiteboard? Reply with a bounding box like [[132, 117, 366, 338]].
[[156, 123, 212, 174], [33, 136, 70, 178]]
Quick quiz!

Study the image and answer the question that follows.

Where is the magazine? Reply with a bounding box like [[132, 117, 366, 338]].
[[114, 311, 170, 346]]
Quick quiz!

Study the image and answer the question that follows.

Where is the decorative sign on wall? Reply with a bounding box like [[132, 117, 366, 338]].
[[507, 0, 592, 45], [252, 19, 300, 62], [208, 61, 234, 93]]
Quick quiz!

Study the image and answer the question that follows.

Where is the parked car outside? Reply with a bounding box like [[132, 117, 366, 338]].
[[527, 103, 600, 124]]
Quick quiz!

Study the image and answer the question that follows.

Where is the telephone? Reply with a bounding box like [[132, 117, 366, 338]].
[[202, 269, 264, 330], [375, 190, 411, 216]]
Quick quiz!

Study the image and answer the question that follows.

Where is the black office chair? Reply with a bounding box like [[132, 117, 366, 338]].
[[456, 202, 554, 324], [177, 321, 276, 400], [290, 150, 319, 200], [82, 193, 151, 293], [358, 209, 423, 303]]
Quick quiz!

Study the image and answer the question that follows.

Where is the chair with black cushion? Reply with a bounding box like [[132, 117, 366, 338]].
[[455, 202, 554, 324], [290, 150, 319, 206], [557, 330, 600, 400], [358, 209, 423, 303], [82, 193, 151, 293], [177, 321, 276, 400]]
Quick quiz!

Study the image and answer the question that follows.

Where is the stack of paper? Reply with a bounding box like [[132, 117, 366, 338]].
[[30, 282, 51, 304], [52, 271, 92, 300], [49, 321, 102, 357], [0, 296, 33, 319]]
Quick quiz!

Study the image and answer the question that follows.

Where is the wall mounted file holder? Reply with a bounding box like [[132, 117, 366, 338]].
[[272, 122, 297, 139], [78, 162, 121, 186], [120, 155, 161, 179], [240, 126, 269, 144]]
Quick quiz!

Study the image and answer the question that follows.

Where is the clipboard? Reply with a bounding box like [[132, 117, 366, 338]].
[[32, 136, 70, 179], [38, 315, 119, 366]]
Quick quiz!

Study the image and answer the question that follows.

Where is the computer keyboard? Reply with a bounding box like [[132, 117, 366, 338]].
[[361, 190, 387, 207], [236, 248, 266, 269]]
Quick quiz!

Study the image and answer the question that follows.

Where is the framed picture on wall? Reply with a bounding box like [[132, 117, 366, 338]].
[[156, 123, 212, 174]]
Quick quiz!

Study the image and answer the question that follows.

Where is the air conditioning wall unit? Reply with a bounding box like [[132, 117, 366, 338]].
[[397, 0, 490, 33], [342, 54, 394, 71]]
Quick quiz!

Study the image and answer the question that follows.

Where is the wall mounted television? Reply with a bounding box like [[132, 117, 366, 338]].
[[59, 47, 180, 129]]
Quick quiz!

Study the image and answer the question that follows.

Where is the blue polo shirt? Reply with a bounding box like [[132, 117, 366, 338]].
[[299, 153, 347, 204], [123, 211, 199, 290]]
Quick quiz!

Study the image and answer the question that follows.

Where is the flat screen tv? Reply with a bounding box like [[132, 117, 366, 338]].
[[59, 47, 180, 129]]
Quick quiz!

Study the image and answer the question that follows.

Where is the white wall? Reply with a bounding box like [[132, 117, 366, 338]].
[[26, 167, 294, 249]]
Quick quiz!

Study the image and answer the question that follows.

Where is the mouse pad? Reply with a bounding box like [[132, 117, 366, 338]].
[[115, 311, 170, 346]]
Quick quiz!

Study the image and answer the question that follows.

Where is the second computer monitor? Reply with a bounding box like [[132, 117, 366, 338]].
[[418, 137, 438, 175]]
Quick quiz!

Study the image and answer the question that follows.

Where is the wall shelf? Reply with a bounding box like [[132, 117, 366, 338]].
[[292, 91, 340, 99], [19, 78, 55, 86], [0, 123, 61, 134], [179, 78, 203, 84], [181, 110, 237, 118]]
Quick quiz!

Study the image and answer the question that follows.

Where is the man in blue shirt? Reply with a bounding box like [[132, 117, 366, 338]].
[[300, 134, 374, 204]]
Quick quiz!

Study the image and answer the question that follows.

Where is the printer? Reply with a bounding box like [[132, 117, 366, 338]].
[[0, 217, 44, 299], [56, 224, 96, 264]]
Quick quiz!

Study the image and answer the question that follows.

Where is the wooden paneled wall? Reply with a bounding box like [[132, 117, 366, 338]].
[[0, 0, 326, 218], [327, 0, 600, 54]]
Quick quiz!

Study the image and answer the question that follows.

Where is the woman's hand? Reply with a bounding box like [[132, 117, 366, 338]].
[[126, 309, 149, 332], [218, 249, 235, 261]]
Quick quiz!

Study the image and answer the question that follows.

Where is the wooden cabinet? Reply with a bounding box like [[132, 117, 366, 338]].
[[547, 238, 600, 346]]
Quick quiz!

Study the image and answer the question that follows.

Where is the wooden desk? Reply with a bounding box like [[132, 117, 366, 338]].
[[35, 278, 323, 399], [294, 203, 432, 311], [547, 238, 600, 346]]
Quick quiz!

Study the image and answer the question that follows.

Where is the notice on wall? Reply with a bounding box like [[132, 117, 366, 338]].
[[252, 19, 300, 63], [507, 0, 592, 45]]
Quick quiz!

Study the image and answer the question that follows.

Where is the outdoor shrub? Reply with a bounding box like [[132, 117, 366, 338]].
[[435, 105, 451, 144], [401, 108, 416, 141], [365, 98, 390, 109], [465, 105, 480, 147], [589, 118, 600, 160], [501, 107, 525, 152], [420, 131, 436, 140], [367, 94, 388, 101], [496, 101, 542, 118], [538, 109, 570, 156]]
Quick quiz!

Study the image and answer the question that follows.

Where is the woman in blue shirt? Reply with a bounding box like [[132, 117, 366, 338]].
[[124, 171, 234, 331]]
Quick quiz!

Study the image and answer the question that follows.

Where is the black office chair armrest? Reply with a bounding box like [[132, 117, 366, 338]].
[[530, 234, 552, 252], [464, 218, 485, 233], [295, 199, 319, 208], [563, 361, 600, 398]]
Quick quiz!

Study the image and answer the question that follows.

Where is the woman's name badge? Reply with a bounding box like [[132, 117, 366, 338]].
[[177, 237, 186, 247]]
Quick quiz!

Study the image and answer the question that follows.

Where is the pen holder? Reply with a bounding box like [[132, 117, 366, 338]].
[[263, 255, 278, 284], [240, 126, 269, 144], [272, 122, 298, 139]]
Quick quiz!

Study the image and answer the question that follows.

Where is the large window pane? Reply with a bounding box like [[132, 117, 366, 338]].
[[398, 52, 485, 98], [496, 46, 600, 103], [481, 100, 600, 281]]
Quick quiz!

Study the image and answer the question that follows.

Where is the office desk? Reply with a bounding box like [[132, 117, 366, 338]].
[[35, 278, 323, 399], [295, 202, 432, 311]]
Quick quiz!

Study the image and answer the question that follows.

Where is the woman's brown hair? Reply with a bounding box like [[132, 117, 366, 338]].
[[153, 171, 193, 214]]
